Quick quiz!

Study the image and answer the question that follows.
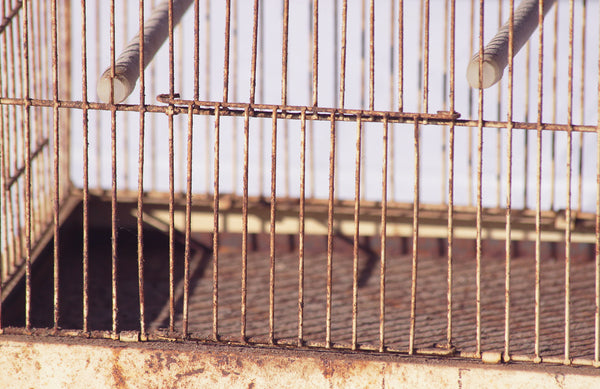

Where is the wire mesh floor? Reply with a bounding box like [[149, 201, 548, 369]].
[[2, 203, 597, 362]]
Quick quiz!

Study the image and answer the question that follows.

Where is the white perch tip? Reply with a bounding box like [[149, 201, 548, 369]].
[[466, 55, 503, 89], [97, 68, 135, 104]]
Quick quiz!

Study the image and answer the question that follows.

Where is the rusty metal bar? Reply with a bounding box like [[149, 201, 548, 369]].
[[504, 0, 515, 362], [231, 0, 238, 193], [576, 0, 587, 212], [241, 106, 250, 342], [475, 0, 484, 358], [523, 41, 531, 208], [298, 108, 307, 347], [398, 0, 403, 112], [282, 0, 290, 197], [389, 0, 395, 201], [249, 0, 259, 105], [17, 0, 31, 331], [51, 0, 60, 331], [379, 116, 389, 353], [222, 0, 231, 102], [441, 0, 449, 205], [182, 104, 194, 337], [326, 113, 336, 349], [79, 0, 90, 334], [30, 0, 41, 241], [352, 115, 362, 351], [281, 0, 288, 106], [534, 0, 546, 363], [136, 0, 147, 337], [204, 0, 211, 194], [339, 0, 348, 109], [148, 0, 157, 192], [368, 0, 374, 110], [213, 105, 221, 340], [447, 0, 456, 350], [550, 4, 558, 210], [312, 0, 318, 106], [269, 108, 277, 344], [564, 0, 575, 364], [409, 120, 420, 355], [307, 1, 314, 199], [109, 0, 119, 338], [422, 0, 429, 113], [15, 0, 24, 269], [167, 0, 176, 341]]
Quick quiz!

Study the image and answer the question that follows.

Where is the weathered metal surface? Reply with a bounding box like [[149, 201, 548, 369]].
[[1, 335, 599, 388]]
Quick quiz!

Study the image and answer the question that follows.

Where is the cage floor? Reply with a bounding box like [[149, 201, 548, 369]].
[[2, 221, 598, 361]]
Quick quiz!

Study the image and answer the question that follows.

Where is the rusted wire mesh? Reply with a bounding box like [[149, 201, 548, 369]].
[[1, 0, 600, 367]]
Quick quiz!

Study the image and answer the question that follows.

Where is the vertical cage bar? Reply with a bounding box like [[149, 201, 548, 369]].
[[136, 0, 147, 337], [231, 0, 238, 193], [312, 0, 318, 106], [182, 104, 194, 338], [379, 116, 389, 353], [564, 0, 575, 364], [441, 0, 449, 205], [30, 0, 41, 241], [397, 0, 403, 111], [51, 0, 60, 331], [352, 115, 362, 351], [550, 4, 558, 210], [80, 0, 90, 334], [282, 0, 290, 196], [167, 0, 176, 341], [523, 41, 531, 208], [446, 0, 456, 349], [422, 0, 429, 113], [475, 0, 484, 358], [534, 0, 546, 364], [204, 0, 211, 194], [193, 0, 199, 100], [222, 0, 231, 102], [257, 0, 264, 196], [389, 0, 395, 201], [249, 0, 259, 105], [281, 0, 288, 106], [22, 0, 32, 332], [495, 0, 503, 208], [307, 1, 314, 199], [269, 108, 277, 344], [409, 120, 420, 355], [241, 107, 250, 342], [326, 113, 336, 349], [576, 0, 587, 211], [213, 105, 221, 340], [109, 0, 119, 337], [94, 0, 102, 188], [505, 0, 515, 362], [339, 0, 347, 109], [298, 109, 307, 347], [368, 0, 374, 110], [148, 0, 157, 193]]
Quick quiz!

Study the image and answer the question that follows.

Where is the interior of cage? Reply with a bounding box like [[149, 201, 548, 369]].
[[1, 0, 600, 364]]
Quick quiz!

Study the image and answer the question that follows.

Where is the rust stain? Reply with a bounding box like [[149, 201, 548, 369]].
[[321, 359, 334, 380], [111, 348, 126, 388], [174, 367, 206, 379]]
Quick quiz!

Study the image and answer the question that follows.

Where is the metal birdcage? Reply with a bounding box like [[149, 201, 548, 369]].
[[2, 0, 600, 381]]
